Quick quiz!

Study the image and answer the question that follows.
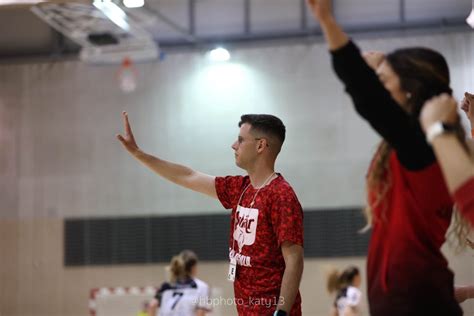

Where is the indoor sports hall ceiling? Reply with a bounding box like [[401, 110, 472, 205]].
[[0, 0, 472, 59]]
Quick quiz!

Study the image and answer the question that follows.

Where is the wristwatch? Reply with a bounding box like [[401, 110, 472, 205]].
[[425, 121, 456, 144], [273, 310, 287, 316]]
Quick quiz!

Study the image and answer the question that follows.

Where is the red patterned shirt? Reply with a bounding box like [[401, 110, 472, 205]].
[[215, 173, 304, 316]]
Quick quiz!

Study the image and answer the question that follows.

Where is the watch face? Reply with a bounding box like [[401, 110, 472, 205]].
[[426, 121, 458, 144]]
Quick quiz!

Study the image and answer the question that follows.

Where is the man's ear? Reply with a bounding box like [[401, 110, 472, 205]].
[[257, 138, 267, 152]]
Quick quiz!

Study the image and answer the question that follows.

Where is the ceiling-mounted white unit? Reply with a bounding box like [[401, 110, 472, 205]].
[[0, 0, 45, 5], [31, 1, 158, 63], [467, 0, 474, 28]]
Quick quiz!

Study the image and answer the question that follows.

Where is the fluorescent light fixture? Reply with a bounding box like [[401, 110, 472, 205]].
[[467, 8, 474, 28], [123, 0, 144, 8], [209, 47, 230, 62], [93, 0, 130, 31], [0, 0, 45, 5]]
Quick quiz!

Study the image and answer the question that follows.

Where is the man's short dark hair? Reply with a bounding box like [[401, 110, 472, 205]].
[[238, 114, 286, 146]]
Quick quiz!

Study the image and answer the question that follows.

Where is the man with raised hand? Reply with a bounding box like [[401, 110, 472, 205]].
[[117, 112, 304, 316]]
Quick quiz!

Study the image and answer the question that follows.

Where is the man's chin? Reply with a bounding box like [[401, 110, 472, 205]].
[[234, 161, 245, 170]]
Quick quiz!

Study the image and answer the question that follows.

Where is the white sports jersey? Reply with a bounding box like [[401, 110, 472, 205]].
[[335, 286, 361, 316], [156, 278, 211, 316]]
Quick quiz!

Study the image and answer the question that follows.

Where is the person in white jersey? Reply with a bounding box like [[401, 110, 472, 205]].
[[148, 250, 211, 316], [327, 266, 362, 316]]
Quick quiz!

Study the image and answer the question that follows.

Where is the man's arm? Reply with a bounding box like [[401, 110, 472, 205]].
[[276, 241, 304, 313], [460, 92, 474, 155], [428, 134, 474, 193], [117, 111, 217, 199], [461, 92, 474, 131], [455, 285, 474, 303], [420, 95, 474, 194], [467, 238, 474, 249]]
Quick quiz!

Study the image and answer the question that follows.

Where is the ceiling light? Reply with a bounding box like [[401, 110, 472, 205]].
[[208, 47, 230, 62], [123, 0, 144, 9], [467, 7, 474, 28]]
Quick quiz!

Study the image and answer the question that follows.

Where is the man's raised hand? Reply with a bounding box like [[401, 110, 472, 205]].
[[117, 111, 140, 155]]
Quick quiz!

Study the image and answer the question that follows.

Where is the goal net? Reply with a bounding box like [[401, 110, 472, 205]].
[[89, 286, 157, 316]]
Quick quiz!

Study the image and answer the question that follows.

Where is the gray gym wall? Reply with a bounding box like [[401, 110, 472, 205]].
[[0, 31, 473, 315]]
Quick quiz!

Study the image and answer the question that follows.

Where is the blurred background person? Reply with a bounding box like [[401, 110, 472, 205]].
[[136, 300, 150, 316], [327, 266, 362, 316], [148, 250, 211, 316]]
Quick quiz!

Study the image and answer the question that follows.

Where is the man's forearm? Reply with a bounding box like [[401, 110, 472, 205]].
[[277, 255, 303, 312], [430, 134, 474, 193], [455, 285, 474, 303], [131, 149, 217, 199], [134, 150, 194, 185]]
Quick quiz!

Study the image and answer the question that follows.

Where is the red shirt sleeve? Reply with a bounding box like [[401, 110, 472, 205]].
[[215, 176, 246, 209], [270, 188, 304, 247], [453, 176, 474, 226]]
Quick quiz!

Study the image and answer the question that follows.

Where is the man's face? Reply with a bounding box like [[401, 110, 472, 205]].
[[231, 123, 260, 169]]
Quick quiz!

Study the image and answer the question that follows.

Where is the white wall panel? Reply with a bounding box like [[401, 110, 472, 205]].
[[405, 0, 471, 22], [195, 0, 245, 36], [148, 0, 191, 39], [0, 65, 21, 219], [1, 31, 473, 218], [251, 0, 300, 32], [334, 0, 400, 26]]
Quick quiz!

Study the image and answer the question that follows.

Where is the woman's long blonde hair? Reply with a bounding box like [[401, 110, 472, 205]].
[[363, 47, 471, 250], [167, 250, 198, 283]]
